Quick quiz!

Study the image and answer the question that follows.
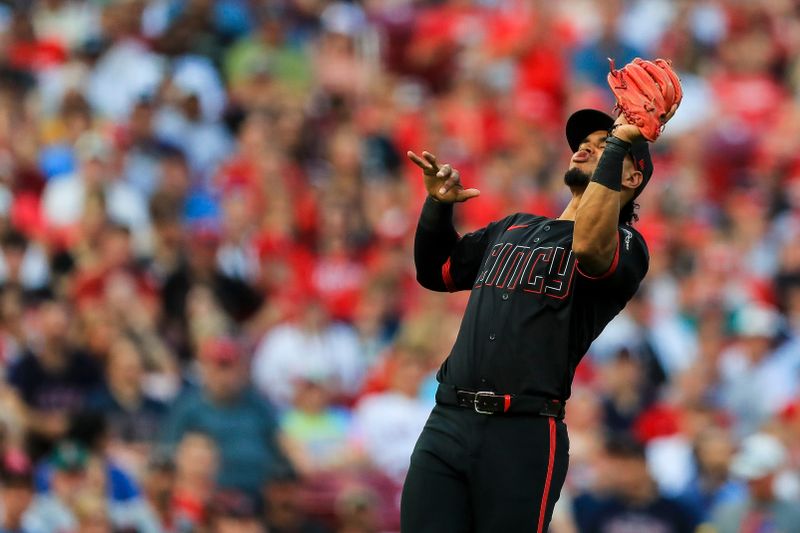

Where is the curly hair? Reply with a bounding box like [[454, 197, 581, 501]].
[[619, 200, 640, 225]]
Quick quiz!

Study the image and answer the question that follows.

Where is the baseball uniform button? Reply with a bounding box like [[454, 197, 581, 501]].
[[502, 293, 509, 300], [544, 226, 550, 231], [534, 237, 540, 242], [489, 333, 496, 341]]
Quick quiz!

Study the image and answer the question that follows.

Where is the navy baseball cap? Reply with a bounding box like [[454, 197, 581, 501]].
[[566, 109, 653, 199]]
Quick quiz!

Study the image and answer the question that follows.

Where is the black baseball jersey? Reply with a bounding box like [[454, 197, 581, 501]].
[[415, 200, 649, 401]]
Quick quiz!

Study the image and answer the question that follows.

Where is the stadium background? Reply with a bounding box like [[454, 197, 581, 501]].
[[0, 0, 798, 531]]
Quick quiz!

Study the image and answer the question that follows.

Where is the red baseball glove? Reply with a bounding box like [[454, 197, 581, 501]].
[[607, 57, 683, 142]]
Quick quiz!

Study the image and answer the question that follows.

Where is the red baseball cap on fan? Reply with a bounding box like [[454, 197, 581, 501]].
[[0, 449, 33, 486], [200, 337, 242, 365], [780, 400, 800, 422]]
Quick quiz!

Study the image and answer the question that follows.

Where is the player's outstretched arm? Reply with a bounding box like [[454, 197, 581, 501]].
[[572, 115, 642, 275], [408, 150, 479, 291]]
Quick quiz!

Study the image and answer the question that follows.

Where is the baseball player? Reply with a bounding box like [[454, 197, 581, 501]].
[[400, 59, 681, 532]]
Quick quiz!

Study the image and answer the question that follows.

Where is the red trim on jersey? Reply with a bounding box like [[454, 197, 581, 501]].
[[507, 224, 529, 231], [442, 258, 456, 292], [576, 235, 620, 280], [537, 417, 557, 533], [503, 394, 511, 413]]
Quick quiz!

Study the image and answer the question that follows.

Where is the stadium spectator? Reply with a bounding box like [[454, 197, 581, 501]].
[[678, 426, 746, 521], [0, 228, 49, 292], [139, 451, 177, 533], [161, 337, 289, 496], [711, 432, 800, 533], [41, 131, 150, 248], [252, 298, 364, 408], [51, 411, 162, 533], [280, 370, 354, 477], [350, 339, 431, 484], [598, 348, 653, 434], [120, 96, 171, 199], [24, 441, 91, 532], [169, 431, 219, 531], [87, 335, 168, 470], [8, 298, 102, 455], [224, 5, 312, 93], [572, 433, 702, 532], [718, 305, 798, 436], [160, 224, 263, 359], [572, 1, 643, 89]]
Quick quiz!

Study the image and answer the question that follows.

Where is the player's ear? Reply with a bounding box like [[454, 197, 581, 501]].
[[622, 170, 643, 192]]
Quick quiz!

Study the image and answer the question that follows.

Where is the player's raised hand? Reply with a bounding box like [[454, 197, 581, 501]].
[[611, 102, 679, 144], [407, 150, 480, 204], [610, 112, 643, 144]]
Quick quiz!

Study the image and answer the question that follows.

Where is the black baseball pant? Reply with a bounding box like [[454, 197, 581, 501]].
[[400, 403, 569, 533]]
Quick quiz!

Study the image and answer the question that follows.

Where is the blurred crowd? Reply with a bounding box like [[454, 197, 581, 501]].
[[0, 0, 799, 531]]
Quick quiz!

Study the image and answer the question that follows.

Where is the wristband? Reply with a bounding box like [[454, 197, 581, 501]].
[[605, 135, 632, 152], [590, 136, 629, 192]]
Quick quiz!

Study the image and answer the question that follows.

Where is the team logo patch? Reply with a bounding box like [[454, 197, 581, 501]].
[[621, 228, 633, 251]]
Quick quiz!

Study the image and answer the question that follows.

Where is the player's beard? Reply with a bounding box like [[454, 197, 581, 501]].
[[564, 167, 592, 188]]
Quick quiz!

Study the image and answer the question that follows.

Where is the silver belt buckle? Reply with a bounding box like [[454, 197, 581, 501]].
[[473, 391, 496, 415]]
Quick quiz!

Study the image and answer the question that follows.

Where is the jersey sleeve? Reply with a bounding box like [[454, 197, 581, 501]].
[[414, 202, 513, 292], [441, 219, 511, 291], [575, 226, 649, 298]]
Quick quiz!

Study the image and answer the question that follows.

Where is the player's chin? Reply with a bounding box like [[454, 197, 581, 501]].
[[563, 167, 592, 188]]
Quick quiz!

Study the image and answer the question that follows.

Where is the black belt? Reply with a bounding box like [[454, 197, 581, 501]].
[[436, 383, 565, 418]]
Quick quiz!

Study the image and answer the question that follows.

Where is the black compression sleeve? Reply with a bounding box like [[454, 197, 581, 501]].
[[414, 197, 459, 291], [418, 196, 455, 230], [591, 136, 630, 192]]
